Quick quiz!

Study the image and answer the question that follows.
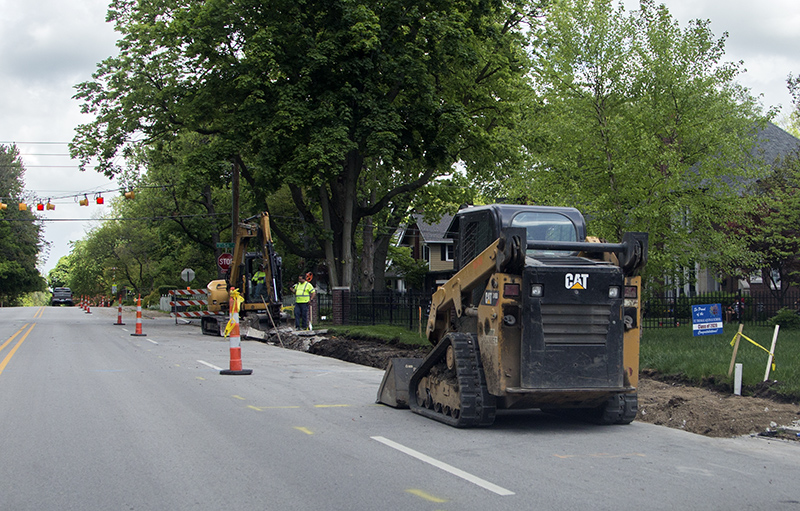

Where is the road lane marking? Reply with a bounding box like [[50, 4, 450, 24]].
[[314, 404, 351, 408], [406, 489, 448, 503], [232, 395, 246, 400], [0, 324, 29, 354], [146, 339, 158, 345], [371, 436, 515, 496], [197, 360, 223, 371], [294, 427, 314, 435], [0, 323, 36, 376], [33, 307, 45, 319], [554, 452, 646, 459]]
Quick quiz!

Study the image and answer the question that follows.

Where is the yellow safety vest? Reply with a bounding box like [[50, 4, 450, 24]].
[[295, 281, 314, 303]]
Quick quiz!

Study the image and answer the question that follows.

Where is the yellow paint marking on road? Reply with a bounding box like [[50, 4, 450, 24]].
[[232, 395, 246, 400], [406, 489, 448, 503], [294, 427, 314, 435], [247, 405, 263, 411], [0, 323, 36, 376], [314, 404, 351, 408], [258, 406, 301, 409], [0, 324, 29, 354], [33, 307, 45, 319], [196, 377, 206, 381], [554, 452, 646, 459]]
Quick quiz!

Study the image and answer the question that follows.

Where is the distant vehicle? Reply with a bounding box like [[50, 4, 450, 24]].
[[51, 287, 74, 306]]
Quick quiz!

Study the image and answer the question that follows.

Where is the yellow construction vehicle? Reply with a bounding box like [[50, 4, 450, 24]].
[[377, 204, 648, 427], [201, 212, 284, 336]]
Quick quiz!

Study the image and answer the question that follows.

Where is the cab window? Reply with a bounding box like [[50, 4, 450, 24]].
[[511, 212, 577, 256]]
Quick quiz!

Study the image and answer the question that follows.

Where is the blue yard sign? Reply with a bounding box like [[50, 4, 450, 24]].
[[691, 303, 723, 336]]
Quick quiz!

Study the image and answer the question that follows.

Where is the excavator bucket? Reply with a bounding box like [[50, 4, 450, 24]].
[[376, 358, 423, 408]]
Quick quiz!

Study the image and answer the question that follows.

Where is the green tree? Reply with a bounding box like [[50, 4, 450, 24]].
[[0, 145, 46, 305], [504, 0, 768, 286], [47, 256, 72, 289], [71, 0, 539, 290], [732, 149, 800, 306]]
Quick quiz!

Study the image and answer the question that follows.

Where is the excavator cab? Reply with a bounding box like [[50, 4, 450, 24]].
[[378, 204, 648, 428]]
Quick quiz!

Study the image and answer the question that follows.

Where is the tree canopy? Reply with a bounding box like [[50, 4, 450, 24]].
[[72, 0, 541, 290], [0, 145, 47, 304], [500, 0, 769, 286]]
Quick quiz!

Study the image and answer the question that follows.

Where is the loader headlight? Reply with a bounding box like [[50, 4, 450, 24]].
[[530, 284, 544, 297], [608, 286, 620, 299]]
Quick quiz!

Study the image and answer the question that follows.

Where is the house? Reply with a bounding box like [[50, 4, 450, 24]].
[[388, 213, 455, 294], [694, 122, 800, 296]]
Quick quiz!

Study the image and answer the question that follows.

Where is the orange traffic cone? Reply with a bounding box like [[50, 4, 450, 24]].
[[131, 295, 146, 336], [113, 297, 125, 325], [221, 289, 252, 376]]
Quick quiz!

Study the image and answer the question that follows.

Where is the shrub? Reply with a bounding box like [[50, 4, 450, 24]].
[[767, 307, 800, 329]]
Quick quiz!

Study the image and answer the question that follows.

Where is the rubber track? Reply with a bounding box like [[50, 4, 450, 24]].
[[409, 333, 496, 428]]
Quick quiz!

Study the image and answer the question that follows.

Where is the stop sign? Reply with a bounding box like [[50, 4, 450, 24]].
[[217, 252, 233, 271]]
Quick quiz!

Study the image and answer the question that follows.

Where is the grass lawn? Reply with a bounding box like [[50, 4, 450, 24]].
[[641, 323, 799, 399]]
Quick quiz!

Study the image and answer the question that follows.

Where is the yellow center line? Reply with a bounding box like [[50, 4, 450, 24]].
[[0, 323, 36, 376], [33, 307, 45, 319], [0, 324, 29, 354], [313, 404, 351, 408], [293, 427, 314, 435]]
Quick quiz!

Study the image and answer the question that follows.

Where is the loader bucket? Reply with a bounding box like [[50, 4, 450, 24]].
[[376, 358, 423, 408]]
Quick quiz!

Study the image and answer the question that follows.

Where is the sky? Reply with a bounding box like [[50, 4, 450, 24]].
[[1, 0, 799, 279]]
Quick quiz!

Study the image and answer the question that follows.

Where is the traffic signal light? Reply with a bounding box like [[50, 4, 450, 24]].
[[18, 202, 27, 211], [124, 190, 135, 200]]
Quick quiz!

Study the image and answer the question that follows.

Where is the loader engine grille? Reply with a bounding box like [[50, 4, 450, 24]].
[[540, 304, 611, 344]]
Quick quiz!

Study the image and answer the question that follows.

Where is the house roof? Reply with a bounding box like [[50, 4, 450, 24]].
[[405, 213, 454, 244], [753, 123, 800, 164]]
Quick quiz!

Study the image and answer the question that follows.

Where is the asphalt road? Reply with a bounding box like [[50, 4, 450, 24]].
[[1, 306, 798, 511]]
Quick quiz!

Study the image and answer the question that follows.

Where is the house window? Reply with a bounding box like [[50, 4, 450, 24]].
[[444, 244, 454, 261], [422, 245, 430, 262]]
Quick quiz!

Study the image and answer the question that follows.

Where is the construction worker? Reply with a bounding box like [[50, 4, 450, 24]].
[[252, 263, 267, 300], [292, 274, 315, 330]]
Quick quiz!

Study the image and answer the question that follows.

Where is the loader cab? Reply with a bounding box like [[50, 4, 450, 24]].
[[448, 204, 587, 270]]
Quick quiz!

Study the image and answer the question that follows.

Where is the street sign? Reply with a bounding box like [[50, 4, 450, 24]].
[[216, 242, 235, 249], [692, 303, 723, 336], [181, 268, 196, 282], [217, 253, 233, 272]]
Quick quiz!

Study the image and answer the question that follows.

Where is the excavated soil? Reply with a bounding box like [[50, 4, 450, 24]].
[[259, 329, 800, 441]]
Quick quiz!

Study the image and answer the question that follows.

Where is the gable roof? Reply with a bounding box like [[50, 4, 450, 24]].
[[412, 213, 454, 244]]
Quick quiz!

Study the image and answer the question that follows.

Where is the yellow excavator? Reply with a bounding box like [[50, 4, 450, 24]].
[[201, 212, 284, 336], [377, 204, 648, 427]]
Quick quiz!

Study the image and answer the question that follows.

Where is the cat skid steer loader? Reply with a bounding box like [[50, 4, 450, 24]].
[[377, 204, 648, 427]]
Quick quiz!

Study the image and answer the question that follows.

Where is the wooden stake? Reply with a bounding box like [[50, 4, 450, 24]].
[[728, 323, 744, 377]]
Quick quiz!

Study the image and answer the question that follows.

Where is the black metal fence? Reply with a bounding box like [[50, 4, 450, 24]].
[[315, 289, 799, 331], [643, 290, 799, 328]]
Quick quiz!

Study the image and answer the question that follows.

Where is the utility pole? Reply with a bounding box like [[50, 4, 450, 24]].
[[231, 158, 240, 243]]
